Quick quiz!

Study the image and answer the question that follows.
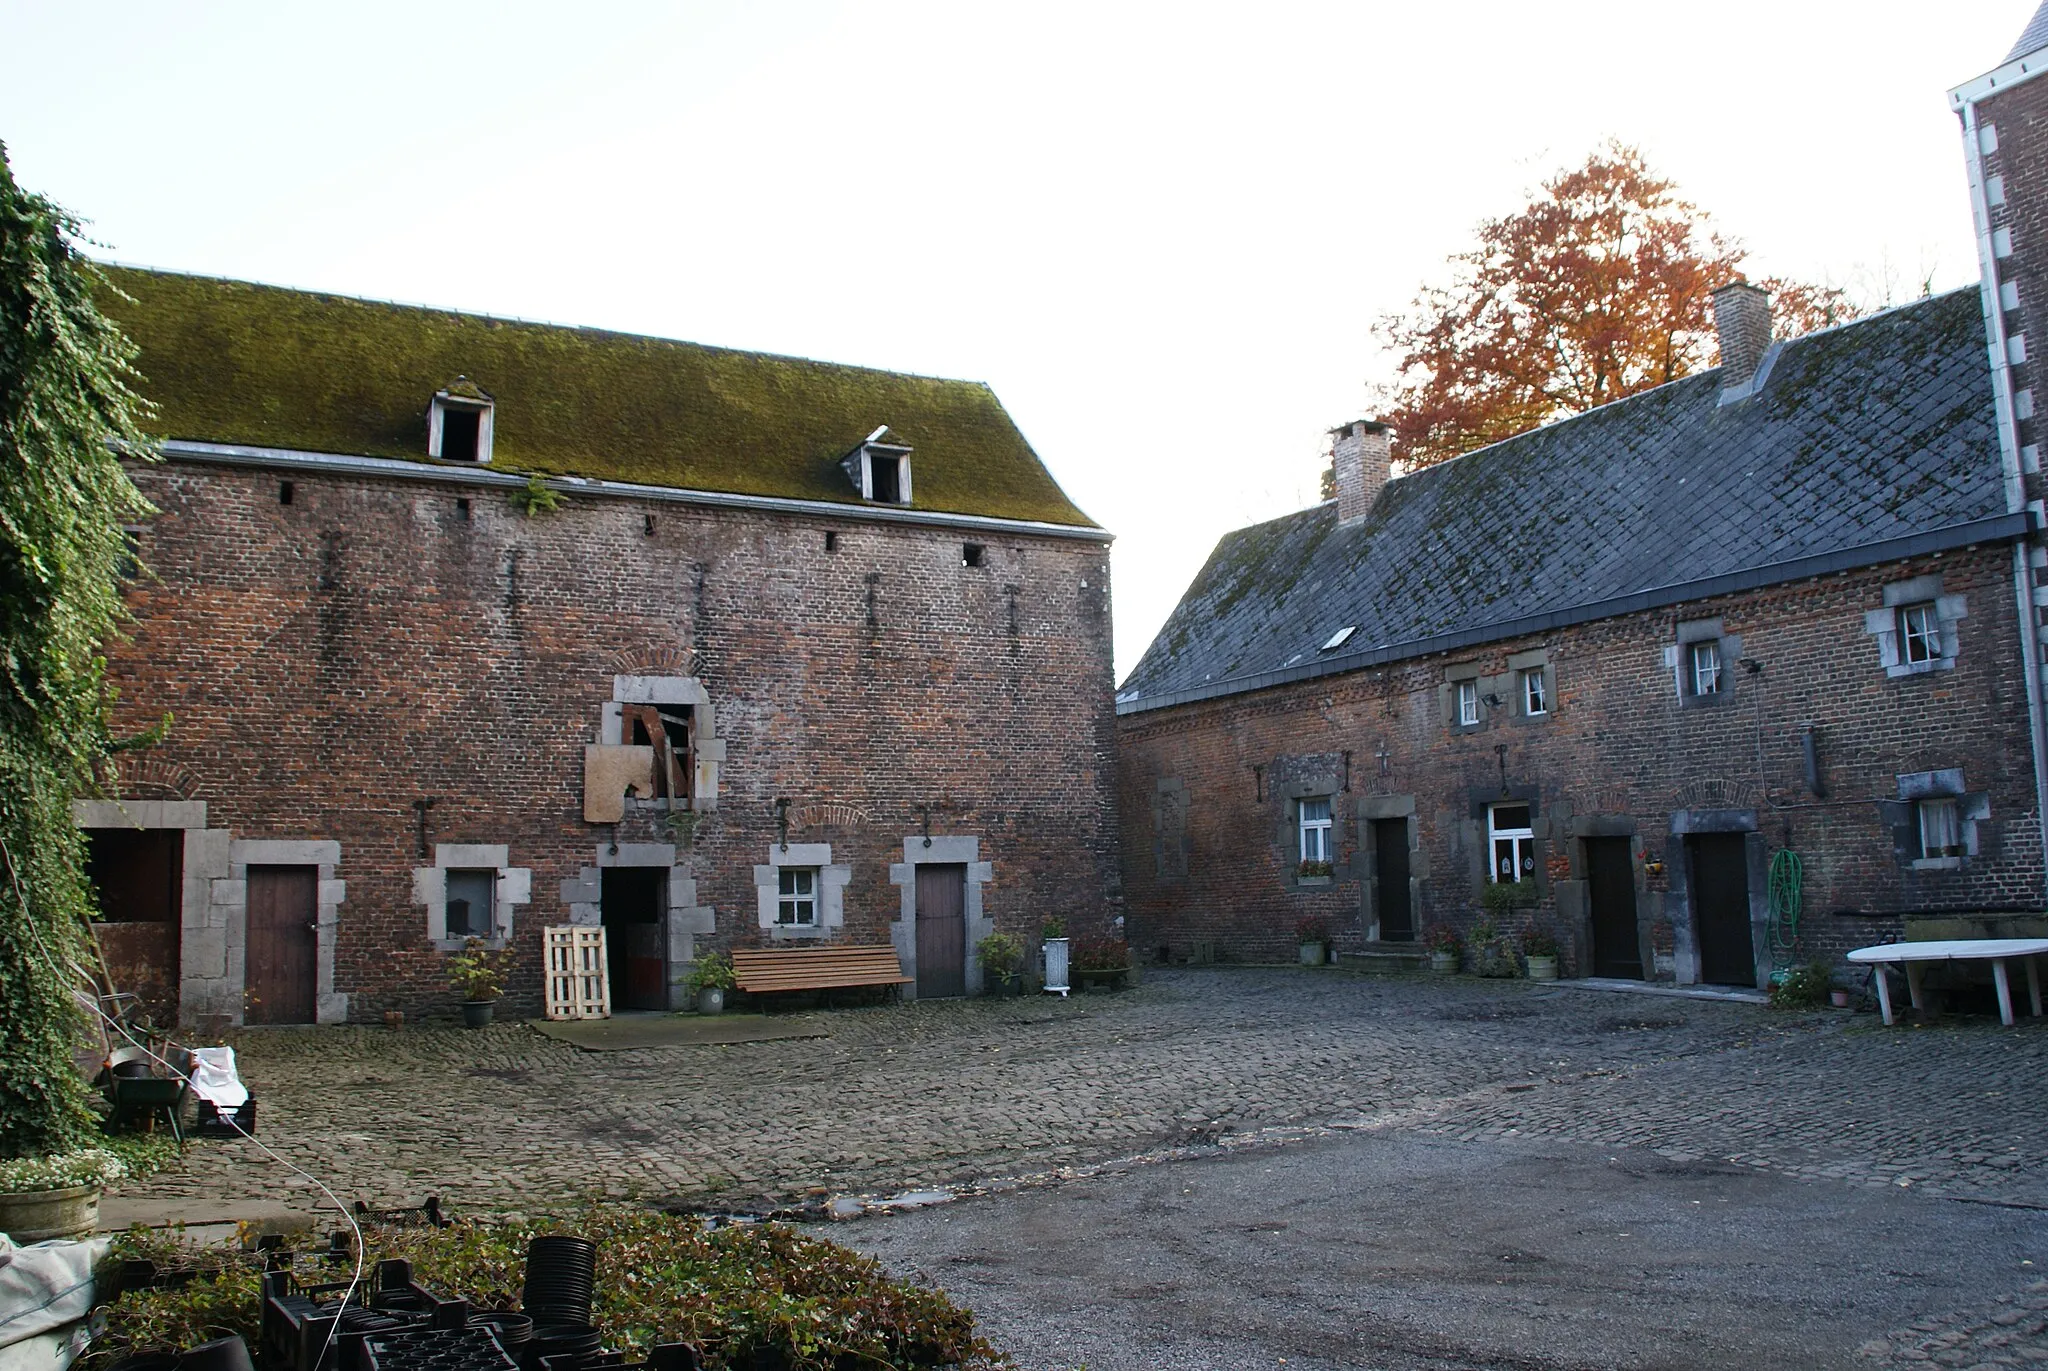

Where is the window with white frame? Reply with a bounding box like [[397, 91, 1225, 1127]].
[[1900, 602, 1942, 666], [777, 867, 818, 925], [1487, 803, 1535, 883], [1690, 640, 1722, 696], [1457, 679, 1480, 726], [1917, 797, 1963, 859], [1298, 797, 1333, 865], [445, 869, 495, 939], [1521, 667, 1547, 716]]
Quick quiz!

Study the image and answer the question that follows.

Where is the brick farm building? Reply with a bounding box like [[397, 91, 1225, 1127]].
[[1115, 7, 2048, 986], [82, 267, 1120, 1023]]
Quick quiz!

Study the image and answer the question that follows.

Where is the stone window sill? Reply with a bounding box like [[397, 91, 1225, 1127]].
[[1909, 856, 1965, 871], [770, 923, 830, 940]]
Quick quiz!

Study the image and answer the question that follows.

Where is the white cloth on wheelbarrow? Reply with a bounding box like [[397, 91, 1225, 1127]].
[[185, 1046, 249, 1109]]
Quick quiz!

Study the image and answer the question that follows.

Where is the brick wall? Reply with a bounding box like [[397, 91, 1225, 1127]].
[[1116, 544, 2044, 975], [107, 459, 1121, 1017]]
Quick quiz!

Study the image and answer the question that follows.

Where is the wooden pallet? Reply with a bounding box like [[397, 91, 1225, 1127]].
[[544, 926, 611, 1020], [731, 945, 911, 994]]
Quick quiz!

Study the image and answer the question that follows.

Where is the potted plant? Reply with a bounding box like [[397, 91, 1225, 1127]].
[[0, 1148, 126, 1242], [1295, 915, 1331, 966], [1041, 917, 1070, 996], [1521, 926, 1561, 981], [1296, 859, 1334, 886], [687, 951, 737, 1014], [447, 937, 512, 1027], [1422, 925, 1462, 973], [1469, 919, 1518, 978], [977, 931, 1025, 997], [1071, 936, 1134, 991], [1480, 878, 1539, 918]]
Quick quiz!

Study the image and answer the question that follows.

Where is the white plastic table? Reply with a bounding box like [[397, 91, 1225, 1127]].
[[1846, 938, 2048, 1026]]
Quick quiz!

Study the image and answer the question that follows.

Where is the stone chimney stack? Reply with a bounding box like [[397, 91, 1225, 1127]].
[[1712, 281, 1774, 397], [1332, 419, 1392, 524]]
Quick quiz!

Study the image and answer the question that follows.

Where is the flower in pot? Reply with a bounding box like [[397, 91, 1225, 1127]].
[[1296, 859, 1334, 883], [0, 1148, 126, 1242], [977, 931, 1026, 997], [1422, 925, 1462, 972], [686, 951, 737, 1014], [1520, 926, 1562, 981], [447, 938, 512, 1028], [1479, 878, 1539, 918], [1468, 918, 1518, 978], [1295, 915, 1332, 967], [1071, 935, 1133, 990]]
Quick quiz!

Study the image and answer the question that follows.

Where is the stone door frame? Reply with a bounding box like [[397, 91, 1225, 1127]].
[[889, 836, 993, 999], [1666, 809, 1769, 988], [561, 842, 715, 1011]]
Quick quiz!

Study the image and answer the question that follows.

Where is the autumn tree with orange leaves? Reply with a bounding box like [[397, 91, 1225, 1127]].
[[1339, 143, 1857, 483]]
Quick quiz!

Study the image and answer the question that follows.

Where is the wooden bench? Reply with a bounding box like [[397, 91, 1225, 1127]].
[[731, 945, 912, 998], [1847, 938, 2048, 1026]]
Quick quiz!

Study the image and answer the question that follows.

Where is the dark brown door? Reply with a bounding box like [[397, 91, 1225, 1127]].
[[246, 865, 318, 1024], [915, 864, 966, 999], [1586, 836, 1642, 979], [1688, 834, 1755, 987], [1374, 818, 1413, 942], [602, 867, 668, 1011], [86, 828, 183, 1022]]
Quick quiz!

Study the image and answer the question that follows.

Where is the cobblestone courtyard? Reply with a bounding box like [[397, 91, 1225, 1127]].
[[133, 968, 2048, 1213], [124, 968, 2048, 1367]]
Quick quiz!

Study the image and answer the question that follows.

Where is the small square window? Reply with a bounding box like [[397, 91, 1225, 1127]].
[[824, 531, 839, 552], [1457, 679, 1479, 726], [1690, 641, 1722, 696], [1900, 603, 1942, 665], [1521, 667, 1547, 716], [963, 542, 984, 567], [446, 869, 495, 939], [777, 867, 817, 925], [1487, 803, 1535, 883], [1298, 798, 1332, 865], [1917, 797, 1963, 859]]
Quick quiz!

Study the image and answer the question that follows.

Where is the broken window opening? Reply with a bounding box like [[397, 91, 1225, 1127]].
[[622, 702, 695, 805], [440, 409, 481, 462], [825, 531, 839, 552], [280, 481, 295, 506], [870, 455, 902, 504]]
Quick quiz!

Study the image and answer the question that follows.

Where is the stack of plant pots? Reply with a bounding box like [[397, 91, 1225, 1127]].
[[522, 1237, 601, 1371]]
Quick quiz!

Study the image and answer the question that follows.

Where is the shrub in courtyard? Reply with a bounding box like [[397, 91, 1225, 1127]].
[[89, 1208, 1008, 1371], [1421, 925, 1462, 955], [1294, 916, 1331, 946], [685, 951, 737, 994], [1769, 960, 1834, 1010]]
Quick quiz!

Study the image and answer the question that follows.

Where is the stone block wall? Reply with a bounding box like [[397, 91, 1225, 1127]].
[[1116, 543, 2045, 978], [102, 459, 1121, 1018]]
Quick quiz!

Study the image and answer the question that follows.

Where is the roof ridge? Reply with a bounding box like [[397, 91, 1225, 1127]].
[[95, 260, 1000, 391]]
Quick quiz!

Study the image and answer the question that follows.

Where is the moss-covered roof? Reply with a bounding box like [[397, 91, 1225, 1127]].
[[96, 266, 1097, 528]]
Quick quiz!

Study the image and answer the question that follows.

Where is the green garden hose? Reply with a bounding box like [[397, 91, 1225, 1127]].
[[1766, 848, 1804, 982]]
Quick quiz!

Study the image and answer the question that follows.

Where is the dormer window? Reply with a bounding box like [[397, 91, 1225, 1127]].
[[429, 377, 494, 463], [840, 425, 914, 505]]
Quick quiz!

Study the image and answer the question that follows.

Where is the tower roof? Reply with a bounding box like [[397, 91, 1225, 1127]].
[[2008, 1, 2048, 62]]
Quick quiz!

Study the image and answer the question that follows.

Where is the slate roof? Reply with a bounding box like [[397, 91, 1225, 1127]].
[[96, 266, 1097, 529], [1120, 287, 2017, 712], [2009, 1, 2048, 63]]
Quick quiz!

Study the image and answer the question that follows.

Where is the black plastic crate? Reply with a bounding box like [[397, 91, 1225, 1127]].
[[194, 1098, 256, 1138], [362, 1327, 518, 1371], [261, 1259, 469, 1371]]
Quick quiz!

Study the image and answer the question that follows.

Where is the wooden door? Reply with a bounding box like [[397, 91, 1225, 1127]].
[[1586, 836, 1642, 979], [1373, 818, 1413, 942], [915, 864, 966, 999], [1688, 834, 1756, 987], [245, 865, 318, 1024]]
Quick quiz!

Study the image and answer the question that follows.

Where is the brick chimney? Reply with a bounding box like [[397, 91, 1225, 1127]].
[[1712, 281, 1773, 398], [1331, 419, 1392, 524]]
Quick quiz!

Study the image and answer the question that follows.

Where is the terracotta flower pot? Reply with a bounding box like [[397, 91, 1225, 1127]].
[[0, 1183, 101, 1242]]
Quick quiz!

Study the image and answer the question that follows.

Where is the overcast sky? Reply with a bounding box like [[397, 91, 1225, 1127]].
[[0, 3, 2032, 679]]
